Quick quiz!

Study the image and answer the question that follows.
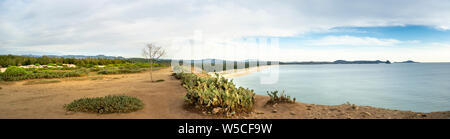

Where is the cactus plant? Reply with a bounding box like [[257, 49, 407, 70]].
[[177, 72, 255, 115]]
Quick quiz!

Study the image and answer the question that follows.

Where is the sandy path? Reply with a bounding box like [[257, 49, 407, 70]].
[[0, 68, 203, 119]]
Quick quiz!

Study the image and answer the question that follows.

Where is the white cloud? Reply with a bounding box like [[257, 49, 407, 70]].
[[308, 36, 416, 46], [0, 0, 450, 60]]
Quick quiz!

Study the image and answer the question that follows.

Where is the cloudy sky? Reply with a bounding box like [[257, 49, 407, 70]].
[[1, 0, 450, 62]]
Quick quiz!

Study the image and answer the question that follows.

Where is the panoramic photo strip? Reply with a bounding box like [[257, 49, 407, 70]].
[[0, 0, 449, 136]]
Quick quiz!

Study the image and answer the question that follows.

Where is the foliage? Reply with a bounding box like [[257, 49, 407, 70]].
[[64, 95, 144, 114], [0, 55, 128, 67], [0, 68, 85, 81], [4, 66, 27, 76], [177, 72, 255, 115], [266, 90, 296, 105]]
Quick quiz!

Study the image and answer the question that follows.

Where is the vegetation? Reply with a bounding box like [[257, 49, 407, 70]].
[[64, 95, 144, 114], [0, 62, 167, 81], [155, 79, 164, 82], [1, 67, 84, 81], [23, 80, 61, 85], [266, 90, 296, 105], [176, 72, 255, 115], [0, 55, 127, 67]]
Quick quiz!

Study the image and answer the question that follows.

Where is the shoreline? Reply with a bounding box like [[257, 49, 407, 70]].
[[208, 65, 273, 78]]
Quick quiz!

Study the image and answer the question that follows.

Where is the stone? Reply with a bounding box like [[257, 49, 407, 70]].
[[212, 107, 221, 114], [362, 112, 372, 116], [65, 111, 74, 115], [290, 111, 296, 115], [256, 111, 265, 114], [272, 109, 277, 113], [272, 103, 278, 108]]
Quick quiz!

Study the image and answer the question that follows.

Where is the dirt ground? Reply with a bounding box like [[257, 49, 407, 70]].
[[0, 68, 449, 119]]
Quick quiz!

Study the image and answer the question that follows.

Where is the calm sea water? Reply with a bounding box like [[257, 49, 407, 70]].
[[231, 63, 450, 112]]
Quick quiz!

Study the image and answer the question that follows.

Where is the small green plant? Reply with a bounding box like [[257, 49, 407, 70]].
[[266, 90, 296, 105], [64, 95, 144, 114], [154, 79, 164, 82]]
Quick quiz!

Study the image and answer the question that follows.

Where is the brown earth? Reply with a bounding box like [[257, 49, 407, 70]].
[[0, 68, 449, 119]]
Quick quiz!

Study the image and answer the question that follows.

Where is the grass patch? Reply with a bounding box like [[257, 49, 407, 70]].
[[89, 76, 104, 80], [23, 80, 61, 85], [266, 90, 296, 105], [64, 95, 144, 114], [154, 79, 164, 82]]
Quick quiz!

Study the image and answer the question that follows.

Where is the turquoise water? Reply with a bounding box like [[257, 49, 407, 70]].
[[231, 63, 450, 112]]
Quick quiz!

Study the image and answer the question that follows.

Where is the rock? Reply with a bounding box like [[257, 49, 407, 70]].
[[212, 107, 222, 114], [329, 108, 338, 111], [65, 111, 74, 115], [256, 111, 265, 114], [272, 103, 278, 108], [202, 111, 207, 115], [306, 107, 311, 110], [290, 111, 296, 115], [272, 109, 277, 113], [362, 112, 372, 116]]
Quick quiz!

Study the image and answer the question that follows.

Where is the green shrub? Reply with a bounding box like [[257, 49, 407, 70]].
[[0, 69, 84, 81], [266, 90, 296, 105], [155, 79, 164, 82], [64, 95, 144, 114], [178, 72, 255, 115], [4, 66, 27, 76]]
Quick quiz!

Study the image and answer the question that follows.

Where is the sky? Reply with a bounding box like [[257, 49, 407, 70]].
[[1, 0, 450, 62]]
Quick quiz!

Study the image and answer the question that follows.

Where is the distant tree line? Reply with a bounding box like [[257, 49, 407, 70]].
[[0, 55, 128, 67]]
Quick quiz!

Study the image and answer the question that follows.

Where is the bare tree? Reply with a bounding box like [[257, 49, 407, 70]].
[[142, 43, 166, 82]]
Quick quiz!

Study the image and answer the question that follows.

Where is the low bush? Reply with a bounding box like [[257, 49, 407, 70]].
[[0, 69, 85, 81], [266, 90, 296, 105], [64, 95, 144, 114], [4, 66, 27, 76], [177, 72, 255, 115]]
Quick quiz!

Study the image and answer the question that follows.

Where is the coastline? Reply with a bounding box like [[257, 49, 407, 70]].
[[208, 65, 273, 78]]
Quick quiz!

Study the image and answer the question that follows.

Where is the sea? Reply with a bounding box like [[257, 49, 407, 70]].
[[230, 63, 450, 112]]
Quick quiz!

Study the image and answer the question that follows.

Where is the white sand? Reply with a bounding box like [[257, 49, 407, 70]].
[[209, 65, 273, 78]]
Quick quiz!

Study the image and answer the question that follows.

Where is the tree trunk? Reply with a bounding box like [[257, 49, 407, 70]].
[[150, 59, 153, 81]]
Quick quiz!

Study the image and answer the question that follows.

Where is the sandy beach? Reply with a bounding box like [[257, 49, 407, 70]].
[[0, 67, 449, 119], [209, 65, 273, 78]]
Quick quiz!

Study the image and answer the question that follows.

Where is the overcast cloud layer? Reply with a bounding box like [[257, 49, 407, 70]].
[[1, 0, 450, 61]]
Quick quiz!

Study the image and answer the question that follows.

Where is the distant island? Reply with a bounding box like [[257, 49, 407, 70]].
[[394, 60, 419, 63], [280, 60, 392, 65]]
